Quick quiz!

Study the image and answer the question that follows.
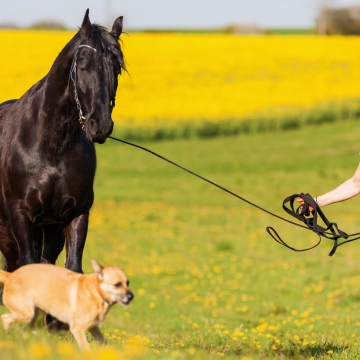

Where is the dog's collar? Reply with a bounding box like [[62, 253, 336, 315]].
[[95, 281, 116, 307]]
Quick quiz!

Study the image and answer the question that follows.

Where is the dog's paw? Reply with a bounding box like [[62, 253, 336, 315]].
[[1, 314, 13, 330]]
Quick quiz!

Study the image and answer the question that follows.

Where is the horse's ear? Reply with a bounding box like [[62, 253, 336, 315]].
[[80, 8, 92, 38], [111, 16, 123, 40]]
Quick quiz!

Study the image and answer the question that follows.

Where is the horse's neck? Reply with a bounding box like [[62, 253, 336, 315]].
[[43, 57, 74, 113], [37, 54, 81, 148]]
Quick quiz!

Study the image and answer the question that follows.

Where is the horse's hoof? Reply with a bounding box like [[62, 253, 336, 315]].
[[44, 314, 69, 334]]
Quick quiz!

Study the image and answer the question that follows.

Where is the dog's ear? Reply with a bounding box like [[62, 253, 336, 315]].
[[91, 259, 104, 277]]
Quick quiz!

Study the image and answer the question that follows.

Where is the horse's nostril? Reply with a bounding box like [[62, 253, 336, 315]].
[[88, 119, 98, 134], [86, 119, 113, 143]]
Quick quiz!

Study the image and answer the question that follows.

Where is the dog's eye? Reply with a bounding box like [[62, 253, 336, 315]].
[[114, 282, 122, 288], [126, 280, 130, 286]]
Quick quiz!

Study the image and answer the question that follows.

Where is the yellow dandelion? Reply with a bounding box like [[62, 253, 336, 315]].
[[29, 342, 52, 357]]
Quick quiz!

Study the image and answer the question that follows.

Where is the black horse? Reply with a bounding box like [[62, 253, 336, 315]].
[[0, 9, 125, 275]]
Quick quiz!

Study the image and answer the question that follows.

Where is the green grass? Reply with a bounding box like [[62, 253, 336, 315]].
[[2, 120, 360, 359]]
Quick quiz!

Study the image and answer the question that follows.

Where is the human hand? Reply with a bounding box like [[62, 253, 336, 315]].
[[296, 197, 315, 212]]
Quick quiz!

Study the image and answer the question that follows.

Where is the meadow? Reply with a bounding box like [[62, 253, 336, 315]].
[[2, 30, 360, 359], [2, 120, 360, 359]]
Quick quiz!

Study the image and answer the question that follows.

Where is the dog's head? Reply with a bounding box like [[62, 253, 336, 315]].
[[91, 259, 134, 306]]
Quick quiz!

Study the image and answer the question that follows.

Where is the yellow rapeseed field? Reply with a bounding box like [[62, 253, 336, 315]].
[[1, 31, 360, 130]]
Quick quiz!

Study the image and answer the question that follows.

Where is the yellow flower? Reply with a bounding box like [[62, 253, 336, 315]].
[[186, 348, 196, 354], [0, 341, 15, 350], [29, 342, 52, 357], [3, 32, 360, 136], [56, 342, 74, 355], [137, 288, 145, 296]]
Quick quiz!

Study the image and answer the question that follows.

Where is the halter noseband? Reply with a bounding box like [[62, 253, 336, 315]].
[[69, 44, 97, 131]]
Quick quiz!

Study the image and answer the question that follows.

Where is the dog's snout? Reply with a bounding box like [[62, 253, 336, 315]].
[[127, 291, 134, 302]]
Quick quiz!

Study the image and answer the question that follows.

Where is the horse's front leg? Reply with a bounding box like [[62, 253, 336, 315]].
[[64, 214, 89, 273], [8, 207, 35, 267]]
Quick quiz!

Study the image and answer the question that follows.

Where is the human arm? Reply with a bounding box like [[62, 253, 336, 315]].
[[297, 161, 360, 209]]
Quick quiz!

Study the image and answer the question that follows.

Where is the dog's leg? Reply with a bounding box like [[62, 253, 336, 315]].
[[1, 313, 14, 330], [1, 305, 35, 330], [89, 326, 107, 344], [70, 326, 90, 351]]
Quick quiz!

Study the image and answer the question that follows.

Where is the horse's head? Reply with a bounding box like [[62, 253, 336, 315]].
[[71, 9, 125, 144]]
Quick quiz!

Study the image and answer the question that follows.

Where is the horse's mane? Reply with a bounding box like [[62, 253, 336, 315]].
[[88, 24, 126, 100], [56, 23, 125, 101], [90, 23, 125, 70]]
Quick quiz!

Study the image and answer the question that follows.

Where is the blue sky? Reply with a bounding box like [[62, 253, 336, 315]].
[[1, 0, 360, 29]]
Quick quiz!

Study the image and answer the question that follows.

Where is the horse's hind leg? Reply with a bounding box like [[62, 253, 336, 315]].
[[32, 227, 44, 263], [41, 224, 65, 264], [41, 224, 67, 333]]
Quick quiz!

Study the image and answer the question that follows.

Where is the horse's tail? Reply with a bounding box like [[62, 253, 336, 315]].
[[0, 269, 10, 284]]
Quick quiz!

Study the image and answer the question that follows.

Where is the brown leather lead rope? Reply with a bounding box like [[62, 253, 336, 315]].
[[109, 136, 360, 256]]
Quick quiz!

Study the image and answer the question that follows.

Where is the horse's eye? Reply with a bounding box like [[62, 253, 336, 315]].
[[114, 282, 122, 288]]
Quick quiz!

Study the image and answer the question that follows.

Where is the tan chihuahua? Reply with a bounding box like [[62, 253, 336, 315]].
[[0, 259, 133, 350]]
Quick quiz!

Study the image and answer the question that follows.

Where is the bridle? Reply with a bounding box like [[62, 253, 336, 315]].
[[69, 44, 97, 131]]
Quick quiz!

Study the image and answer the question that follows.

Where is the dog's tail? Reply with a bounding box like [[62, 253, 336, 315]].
[[0, 269, 10, 284]]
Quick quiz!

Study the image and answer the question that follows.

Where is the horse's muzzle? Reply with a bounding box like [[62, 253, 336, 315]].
[[87, 119, 114, 143]]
